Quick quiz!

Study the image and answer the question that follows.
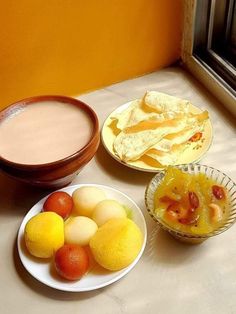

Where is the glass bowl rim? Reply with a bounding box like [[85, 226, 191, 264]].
[[145, 163, 236, 239]]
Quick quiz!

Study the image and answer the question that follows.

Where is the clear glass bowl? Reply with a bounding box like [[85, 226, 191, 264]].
[[145, 164, 236, 244]]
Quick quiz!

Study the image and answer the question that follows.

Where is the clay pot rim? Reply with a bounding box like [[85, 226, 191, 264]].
[[0, 95, 99, 170]]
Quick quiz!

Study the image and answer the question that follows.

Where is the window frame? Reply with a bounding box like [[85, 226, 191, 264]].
[[181, 0, 236, 116], [193, 0, 236, 94]]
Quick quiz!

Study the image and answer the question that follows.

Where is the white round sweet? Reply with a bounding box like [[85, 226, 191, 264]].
[[65, 216, 98, 246], [72, 186, 106, 217], [92, 199, 127, 226]]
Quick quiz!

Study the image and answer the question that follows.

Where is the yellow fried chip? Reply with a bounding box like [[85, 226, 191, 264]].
[[113, 111, 208, 162], [111, 94, 188, 130], [143, 91, 190, 113], [145, 144, 186, 166], [113, 117, 189, 161], [152, 113, 208, 152], [111, 99, 141, 130], [110, 91, 209, 166]]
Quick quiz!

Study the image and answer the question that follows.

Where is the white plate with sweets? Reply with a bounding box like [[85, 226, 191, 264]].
[[102, 91, 213, 172], [17, 184, 147, 292]]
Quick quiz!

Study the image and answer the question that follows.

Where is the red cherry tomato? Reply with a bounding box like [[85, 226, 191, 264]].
[[188, 192, 199, 209], [54, 244, 89, 281], [43, 191, 73, 219], [212, 185, 225, 200]]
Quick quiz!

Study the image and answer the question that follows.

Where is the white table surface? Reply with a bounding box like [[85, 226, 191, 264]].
[[1, 67, 236, 314]]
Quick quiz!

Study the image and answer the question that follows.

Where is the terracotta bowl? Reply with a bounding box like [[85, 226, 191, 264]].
[[0, 95, 100, 189]]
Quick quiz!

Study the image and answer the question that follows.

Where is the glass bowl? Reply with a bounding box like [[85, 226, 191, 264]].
[[145, 164, 236, 244]]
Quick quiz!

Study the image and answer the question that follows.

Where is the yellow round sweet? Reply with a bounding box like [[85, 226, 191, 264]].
[[89, 218, 143, 271], [24, 212, 64, 258]]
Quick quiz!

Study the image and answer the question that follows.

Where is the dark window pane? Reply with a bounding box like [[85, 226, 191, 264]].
[[230, 3, 236, 49], [193, 0, 236, 93]]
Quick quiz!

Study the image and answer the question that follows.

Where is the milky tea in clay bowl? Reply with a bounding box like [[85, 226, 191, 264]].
[[0, 96, 100, 188]]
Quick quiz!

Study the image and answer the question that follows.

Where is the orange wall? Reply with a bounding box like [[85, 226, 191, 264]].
[[0, 1, 183, 109]]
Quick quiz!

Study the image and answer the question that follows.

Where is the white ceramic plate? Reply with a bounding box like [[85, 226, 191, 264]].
[[17, 184, 147, 292], [101, 101, 213, 172]]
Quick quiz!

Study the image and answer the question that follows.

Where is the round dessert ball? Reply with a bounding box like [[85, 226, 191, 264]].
[[90, 218, 143, 271], [92, 199, 127, 226], [24, 212, 64, 258], [43, 191, 73, 219], [65, 216, 98, 246], [55, 244, 89, 281], [72, 186, 106, 217]]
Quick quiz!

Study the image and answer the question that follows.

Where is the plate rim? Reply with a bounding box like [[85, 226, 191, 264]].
[[101, 100, 213, 173], [17, 183, 147, 292]]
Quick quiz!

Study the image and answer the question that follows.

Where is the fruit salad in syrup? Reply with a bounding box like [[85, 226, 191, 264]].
[[154, 167, 230, 234]]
